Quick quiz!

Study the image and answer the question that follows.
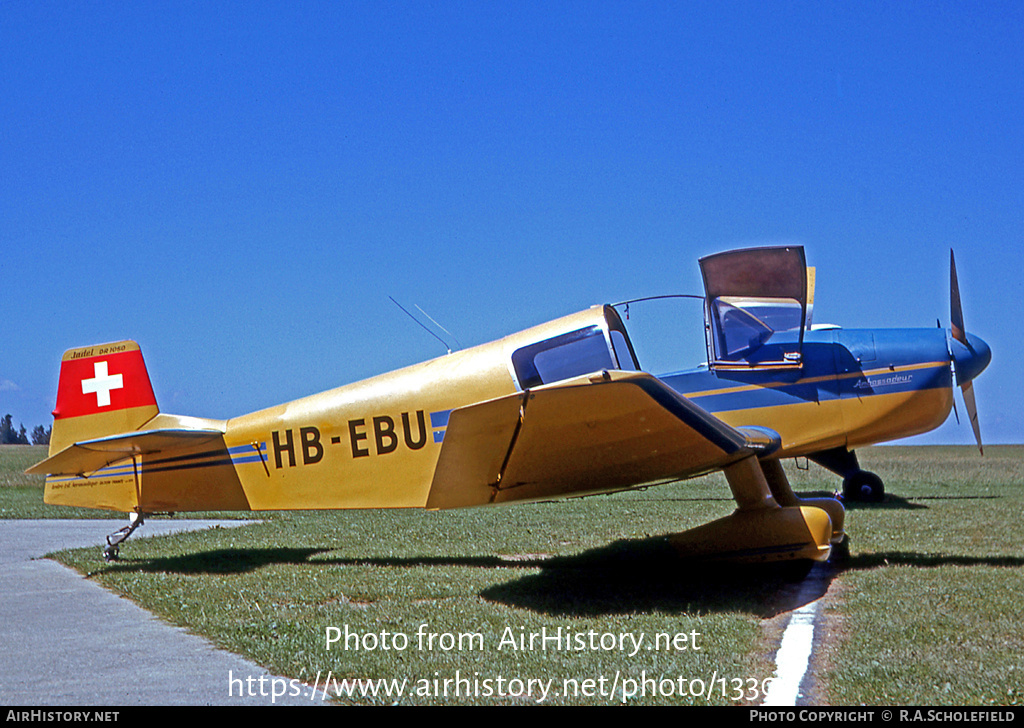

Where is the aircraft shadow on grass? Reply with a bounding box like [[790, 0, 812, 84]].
[[750, 490, 933, 511], [93, 536, 837, 619], [477, 539, 1024, 617], [838, 552, 1024, 571], [833, 492, 1002, 511], [92, 546, 552, 577], [91, 503, 1021, 619], [92, 547, 333, 576], [476, 536, 834, 618]]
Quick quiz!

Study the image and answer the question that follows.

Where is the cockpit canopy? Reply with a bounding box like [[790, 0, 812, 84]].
[[505, 247, 813, 388], [699, 246, 811, 370]]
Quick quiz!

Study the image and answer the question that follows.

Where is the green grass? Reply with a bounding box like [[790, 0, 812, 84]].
[[0, 445, 102, 518], [5, 445, 1023, 705], [0, 444, 48, 486], [812, 446, 1024, 706]]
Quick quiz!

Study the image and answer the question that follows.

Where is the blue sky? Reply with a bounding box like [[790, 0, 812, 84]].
[[3, 1, 1021, 446]]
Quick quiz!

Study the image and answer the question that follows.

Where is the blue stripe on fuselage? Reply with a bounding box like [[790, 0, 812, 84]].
[[658, 328, 952, 414]]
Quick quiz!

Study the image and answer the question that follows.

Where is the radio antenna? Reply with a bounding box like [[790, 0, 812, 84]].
[[389, 296, 457, 354], [415, 304, 462, 351]]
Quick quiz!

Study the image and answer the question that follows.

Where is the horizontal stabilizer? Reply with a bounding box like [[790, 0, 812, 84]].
[[26, 429, 225, 477]]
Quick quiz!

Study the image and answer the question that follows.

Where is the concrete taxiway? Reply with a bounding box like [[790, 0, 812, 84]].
[[0, 520, 319, 706]]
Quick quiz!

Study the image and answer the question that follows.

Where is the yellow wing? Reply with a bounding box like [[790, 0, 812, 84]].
[[426, 370, 780, 509]]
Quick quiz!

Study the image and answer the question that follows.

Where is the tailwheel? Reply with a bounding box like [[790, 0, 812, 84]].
[[842, 471, 884, 502], [103, 513, 147, 561]]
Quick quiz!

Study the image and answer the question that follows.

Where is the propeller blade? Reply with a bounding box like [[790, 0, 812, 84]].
[[950, 249, 967, 346], [960, 380, 983, 455], [949, 248, 986, 455]]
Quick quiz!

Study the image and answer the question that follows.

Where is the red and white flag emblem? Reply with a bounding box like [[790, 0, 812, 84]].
[[54, 346, 157, 419]]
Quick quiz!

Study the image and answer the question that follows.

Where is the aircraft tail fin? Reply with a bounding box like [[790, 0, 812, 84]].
[[30, 342, 246, 513], [47, 341, 160, 455]]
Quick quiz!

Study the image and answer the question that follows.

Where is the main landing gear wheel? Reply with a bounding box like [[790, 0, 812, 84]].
[[842, 471, 884, 503]]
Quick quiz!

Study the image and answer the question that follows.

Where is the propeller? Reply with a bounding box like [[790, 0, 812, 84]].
[[948, 249, 990, 454]]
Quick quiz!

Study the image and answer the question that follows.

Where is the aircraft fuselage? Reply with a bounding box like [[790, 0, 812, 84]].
[[659, 327, 959, 458]]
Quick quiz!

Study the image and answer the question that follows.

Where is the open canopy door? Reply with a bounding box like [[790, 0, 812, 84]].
[[699, 246, 810, 370]]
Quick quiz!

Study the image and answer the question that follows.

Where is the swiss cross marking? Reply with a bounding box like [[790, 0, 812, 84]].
[[81, 361, 124, 408]]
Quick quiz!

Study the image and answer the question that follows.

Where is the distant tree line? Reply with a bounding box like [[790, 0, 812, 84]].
[[1, 414, 50, 445]]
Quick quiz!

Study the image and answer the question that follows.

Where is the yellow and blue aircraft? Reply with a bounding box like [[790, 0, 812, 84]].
[[28, 246, 990, 564]]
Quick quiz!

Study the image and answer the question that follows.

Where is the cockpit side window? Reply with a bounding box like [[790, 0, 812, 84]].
[[512, 326, 614, 389], [511, 307, 641, 389]]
